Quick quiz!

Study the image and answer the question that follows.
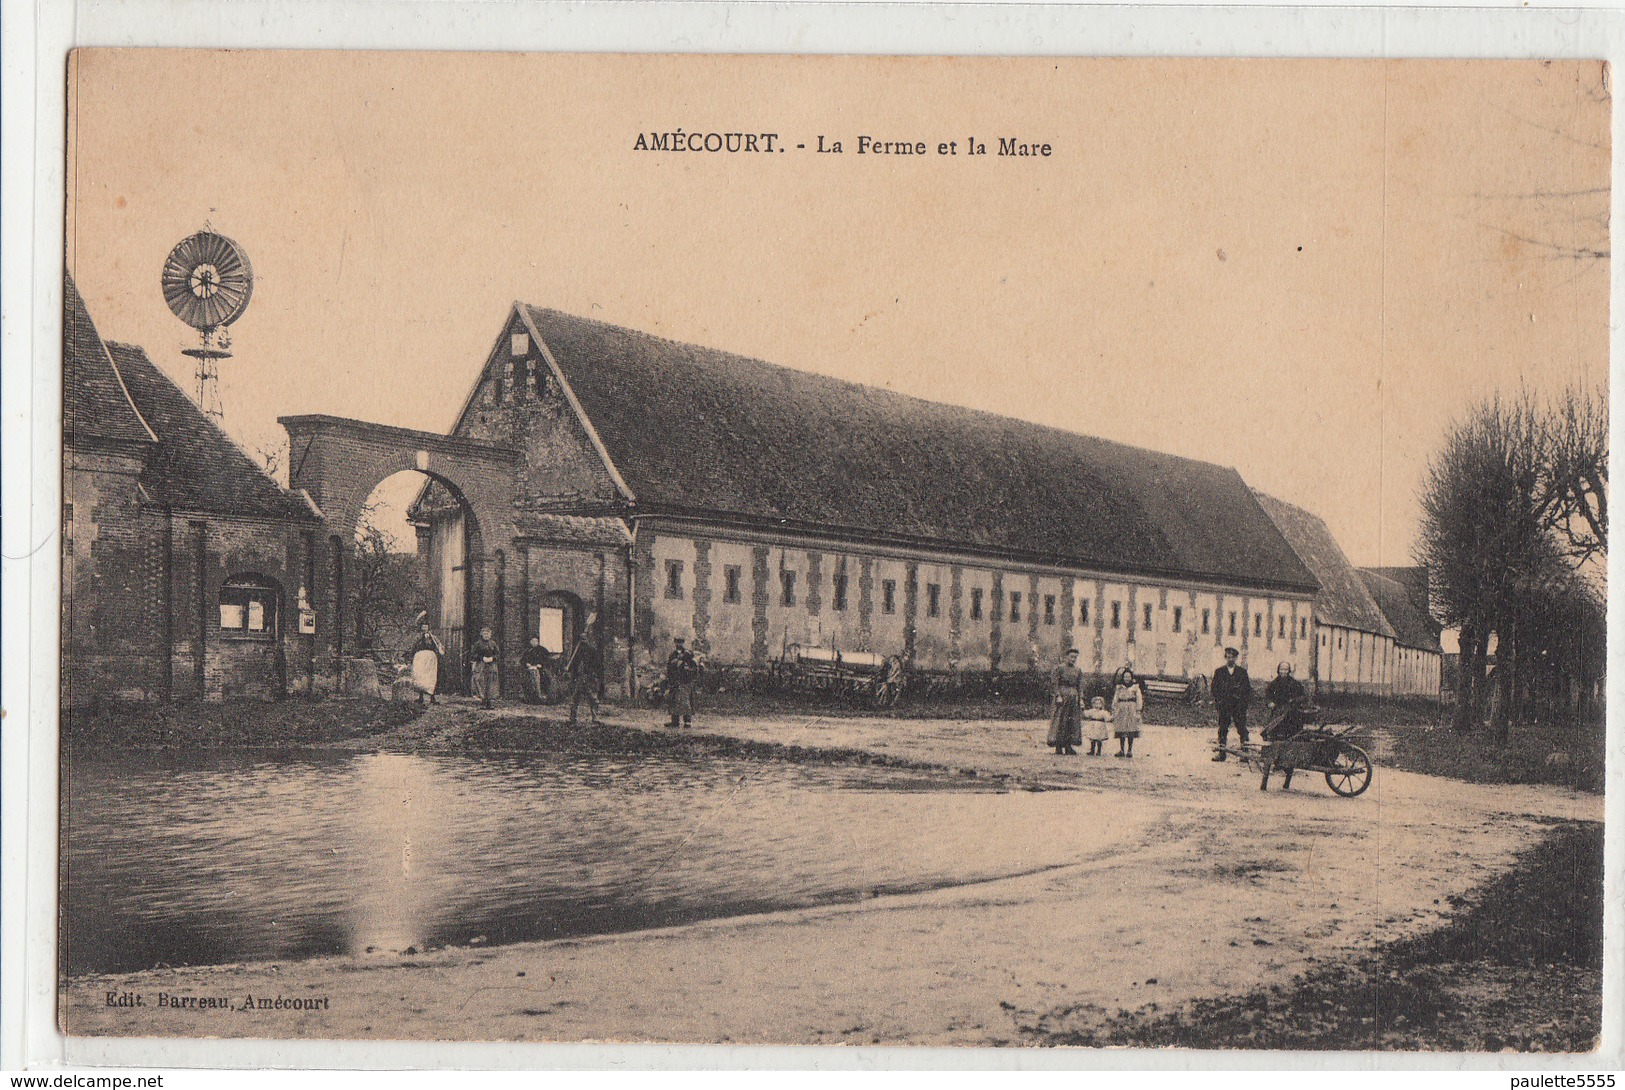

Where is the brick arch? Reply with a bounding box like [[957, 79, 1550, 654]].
[[278, 415, 519, 686]]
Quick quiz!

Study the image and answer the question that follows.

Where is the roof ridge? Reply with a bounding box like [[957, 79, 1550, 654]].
[[522, 304, 1236, 476], [106, 340, 308, 506]]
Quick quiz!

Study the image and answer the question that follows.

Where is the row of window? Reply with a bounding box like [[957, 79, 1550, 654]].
[[661, 559, 1311, 640]]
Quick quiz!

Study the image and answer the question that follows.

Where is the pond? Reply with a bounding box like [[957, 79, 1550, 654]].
[[63, 748, 1115, 976]]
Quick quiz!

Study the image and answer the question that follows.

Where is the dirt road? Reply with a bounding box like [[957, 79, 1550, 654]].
[[62, 707, 1599, 1045]]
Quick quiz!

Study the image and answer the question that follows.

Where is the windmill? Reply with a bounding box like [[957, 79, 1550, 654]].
[[160, 229, 254, 420]]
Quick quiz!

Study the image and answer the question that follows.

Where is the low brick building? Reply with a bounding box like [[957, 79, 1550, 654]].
[[376, 304, 1322, 699], [62, 273, 324, 705]]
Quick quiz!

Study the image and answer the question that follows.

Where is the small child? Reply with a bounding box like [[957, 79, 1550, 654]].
[[1082, 696, 1114, 756]]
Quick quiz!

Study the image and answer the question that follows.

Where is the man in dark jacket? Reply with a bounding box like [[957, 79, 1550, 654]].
[[566, 627, 604, 726], [665, 636, 701, 728], [468, 626, 502, 709], [1210, 647, 1252, 759]]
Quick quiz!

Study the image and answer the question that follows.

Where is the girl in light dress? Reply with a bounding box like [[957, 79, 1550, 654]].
[[1111, 666, 1144, 757], [1082, 695, 1114, 756]]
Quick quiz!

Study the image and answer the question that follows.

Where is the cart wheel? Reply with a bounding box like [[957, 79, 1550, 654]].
[[1325, 743, 1373, 797]]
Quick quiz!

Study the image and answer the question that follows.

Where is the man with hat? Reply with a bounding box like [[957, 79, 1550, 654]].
[[1210, 646, 1253, 760], [665, 635, 702, 729]]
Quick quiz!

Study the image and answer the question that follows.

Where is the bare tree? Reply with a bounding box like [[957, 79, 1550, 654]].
[[1416, 385, 1607, 741]]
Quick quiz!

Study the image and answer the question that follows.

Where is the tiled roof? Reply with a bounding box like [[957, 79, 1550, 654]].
[[520, 306, 1319, 593], [1252, 491, 1394, 637], [63, 273, 157, 448], [1359, 568, 1442, 652], [104, 341, 317, 522]]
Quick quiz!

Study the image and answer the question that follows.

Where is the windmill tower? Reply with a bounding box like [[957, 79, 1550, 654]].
[[160, 229, 254, 421]]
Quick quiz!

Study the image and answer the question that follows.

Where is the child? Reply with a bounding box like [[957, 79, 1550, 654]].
[[1112, 667, 1144, 757], [1082, 695, 1113, 755]]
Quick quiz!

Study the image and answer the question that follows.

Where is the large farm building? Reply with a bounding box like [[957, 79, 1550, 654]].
[[287, 303, 1330, 701], [67, 276, 1444, 707]]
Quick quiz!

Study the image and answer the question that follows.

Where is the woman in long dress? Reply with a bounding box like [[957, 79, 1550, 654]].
[[407, 621, 445, 704], [1112, 666, 1145, 757], [1047, 648, 1084, 755]]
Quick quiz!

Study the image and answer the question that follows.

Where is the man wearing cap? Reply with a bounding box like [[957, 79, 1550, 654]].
[[1210, 647, 1252, 760], [665, 636, 702, 729]]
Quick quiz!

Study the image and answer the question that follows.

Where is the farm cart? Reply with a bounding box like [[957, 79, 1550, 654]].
[[1213, 715, 1374, 797], [775, 644, 907, 709]]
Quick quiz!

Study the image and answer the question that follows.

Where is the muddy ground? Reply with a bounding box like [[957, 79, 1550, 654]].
[[61, 700, 1604, 1050]]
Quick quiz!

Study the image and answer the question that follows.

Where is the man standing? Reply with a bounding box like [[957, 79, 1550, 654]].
[[665, 636, 701, 729], [468, 625, 502, 710], [566, 622, 604, 726], [1210, 646, 1252, 760]]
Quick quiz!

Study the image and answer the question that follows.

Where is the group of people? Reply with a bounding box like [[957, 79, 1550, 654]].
[[404, 618, 606, 723], [1046, 644, 1312, 763], [1047, 650, 1145, 758], [403, 620, 706, 730]]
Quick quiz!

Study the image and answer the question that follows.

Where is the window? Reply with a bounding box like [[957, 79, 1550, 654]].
[[1110, 602, 1121, 629], [220, 577, 277, 640], [833, 573, 848, 611], [882, 579, 897, 614], [781, 570, 798, 607], [1143, 603, 1153, 630], [1043, 595, 1056, 625], [1279, 616, 1287, 638], [970, 588, 984, 620], [1173, 606, 1183, 633], [1228, 612, 1237, 636], [1080, 599, 1090, 626], [532, 361, 548, 398], [724, 565, 742, 604], [1254, 614, 1263, 637], [1202, 608, 1211, 634], [513, 357, 530, 397], [1300, 618, 1308, 639], [511, 332, 530, 356], [664, 559, 684, 599], [926, 583, 941, 618], [1009, 592, 1021, 622]]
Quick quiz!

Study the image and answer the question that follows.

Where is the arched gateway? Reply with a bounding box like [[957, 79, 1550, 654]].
[[279, 414, 520, 693]]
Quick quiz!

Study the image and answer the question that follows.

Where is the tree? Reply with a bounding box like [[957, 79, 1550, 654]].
[[347, 500, 420, 655], [1415, 385, 1607, 740]]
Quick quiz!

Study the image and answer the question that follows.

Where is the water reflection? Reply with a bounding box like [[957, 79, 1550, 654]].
[[65, 748, 1086, 976]]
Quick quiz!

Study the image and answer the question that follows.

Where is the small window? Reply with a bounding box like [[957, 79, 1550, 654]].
[[1043, 595, 1056, 625], [926, 583, 941, 618], [882, 579, 897, 614], [833, 573, 849, 611], [533, 361, 548, 398], [1009, 592, 1022, 623], [1279, 616, 1287, 638], [220, 577, 277, 640], [1254, 614, 1263, 637], [1300, 618, 1308, 638], [665, 559, 684, 600], [781, 570, 798, 607], [1080, 599, 1090, 626], [511, 332, 530, 356], [1143, 603, 1153, 631], [1110, 601, 1121, 629], [724, 565, 742, 604], [1228, 612, 1238, 636], [1202, 608, 1211, 635], [970, 587, 984, 620], [1173, 606, 1183, 633]]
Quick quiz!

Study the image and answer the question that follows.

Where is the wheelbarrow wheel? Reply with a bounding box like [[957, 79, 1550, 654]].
[[1324, 743, 1373, 797]]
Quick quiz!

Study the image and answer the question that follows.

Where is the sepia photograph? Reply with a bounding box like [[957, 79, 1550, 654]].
[[56, 50, 1607, 1052]]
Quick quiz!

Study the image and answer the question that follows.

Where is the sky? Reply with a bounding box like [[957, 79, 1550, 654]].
[[65, 52, 1610, 565]]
